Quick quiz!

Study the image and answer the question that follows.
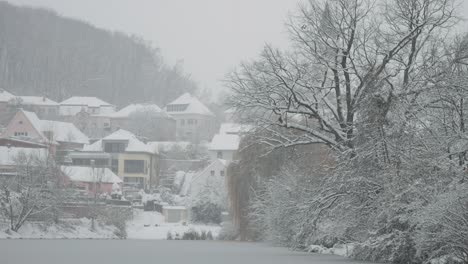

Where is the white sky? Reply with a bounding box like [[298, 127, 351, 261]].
[[6, 0, 468, 97]]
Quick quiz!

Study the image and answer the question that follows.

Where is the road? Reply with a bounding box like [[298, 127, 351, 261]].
[[1, 240, 369, 264]]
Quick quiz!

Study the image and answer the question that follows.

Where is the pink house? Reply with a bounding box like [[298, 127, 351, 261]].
[[61, 166, 122, 196], [1, 109, 89, 157]]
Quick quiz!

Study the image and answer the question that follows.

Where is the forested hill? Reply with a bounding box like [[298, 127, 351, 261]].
[[0, 1, 196, 106]]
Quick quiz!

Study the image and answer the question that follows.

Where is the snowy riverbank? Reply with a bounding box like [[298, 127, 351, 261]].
[[0, 210, 221, 240]]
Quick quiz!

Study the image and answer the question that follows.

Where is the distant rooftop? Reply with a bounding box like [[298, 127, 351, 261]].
[[61, 166, 122, 184], [17, 96, 59, 106], [0, 89, 15, 102], [60, 96, 113, 107], [165, 93, 214, 116], [219, 123, 253, 135], [209, 134, 240, 151], [109, 103, 166, 118], [83, 129, 155, 154], [20, 110, 89, 144]]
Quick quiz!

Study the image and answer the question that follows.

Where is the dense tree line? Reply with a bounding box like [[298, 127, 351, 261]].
[[0, 2, 196, 106], [228, 0, 468, 263]]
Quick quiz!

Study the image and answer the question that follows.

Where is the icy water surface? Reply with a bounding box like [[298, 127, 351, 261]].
[[1, 240, 370, 264]]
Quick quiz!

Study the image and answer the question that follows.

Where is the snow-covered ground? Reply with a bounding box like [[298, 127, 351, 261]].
[[0, 218, 117, 239], [0, 209, 221, 240], [127, 210, 221, 239]]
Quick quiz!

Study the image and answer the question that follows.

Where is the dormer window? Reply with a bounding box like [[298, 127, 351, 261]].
[[167, 104, 188, 112], [104, 141, 127, 153]]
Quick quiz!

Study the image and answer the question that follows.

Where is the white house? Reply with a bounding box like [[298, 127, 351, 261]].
[[164, 93, 217, 142], [59, 96, 115, 116], [189, 159, 229, 207], [109, 103, 176, 141], [208, 134, 240, 161]]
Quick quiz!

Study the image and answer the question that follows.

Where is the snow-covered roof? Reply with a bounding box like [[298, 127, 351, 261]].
[[0, 146, 48, 166], [109, 103, 163, 118], [219, 123, 253, 135], [60, 96, 113, 107], [209, 134, 240, 151], [17, 96, 59, 106], [165, 93, 214, 116], [40, 120, 89, 144], [61, 166, 122, 183], [147, 141, 191, 153], [83, 129, 155, 154], [19, 110, 89, 145], [0, 90, 15, 102]]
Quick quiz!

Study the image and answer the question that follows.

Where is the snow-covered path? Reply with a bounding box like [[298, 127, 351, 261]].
[[1, 240, 372, 264]]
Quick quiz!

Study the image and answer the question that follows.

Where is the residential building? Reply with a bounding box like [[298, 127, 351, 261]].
[[14, 96, 60, 119], [164, 93, 217, 142], [59, 96, 115, 116], [61, 166, 122, 196], [1, 109, 89, 159], [189, 158, 229, 203], [109, 103, 176, 141], [0, 89, 16, 128], [63, 109, 112, 140], [69, 129, 160, 190], [208, 134, 240, 161]]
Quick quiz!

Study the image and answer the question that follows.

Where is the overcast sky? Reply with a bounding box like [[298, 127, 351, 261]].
[[7, 0, 468, 97]]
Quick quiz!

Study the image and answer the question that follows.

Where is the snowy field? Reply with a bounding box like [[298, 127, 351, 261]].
[[0, 210, 221, 240], [0, 239, 373, 264]]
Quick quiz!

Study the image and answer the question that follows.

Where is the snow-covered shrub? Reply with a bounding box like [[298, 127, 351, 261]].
[[352, 231, 418, 264], [217, 221, 239, 241], [417, 184, 468, 264], [191, 201, 223, 224], [97, 206, 132, 239]]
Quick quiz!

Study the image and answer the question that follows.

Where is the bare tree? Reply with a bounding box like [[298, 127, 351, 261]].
[[0, 150, 62, 232]]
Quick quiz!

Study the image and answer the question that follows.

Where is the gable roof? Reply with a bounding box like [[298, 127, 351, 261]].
[[18, 110, 89, 144], [109, 103, 164, 118], [17, 96, 59, 106], [60, 96, 113, 107], [83, 129, 155, 154], [165, 93, 214, 116], [189, 159, 229, 199], [40, 120, 89, 144], [0, 89, 15, 102], [209, 134, 240, 151], [61, 166, 122, 183]]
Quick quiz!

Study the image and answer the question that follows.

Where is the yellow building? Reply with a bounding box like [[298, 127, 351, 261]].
[[70, 129, 159, 189]]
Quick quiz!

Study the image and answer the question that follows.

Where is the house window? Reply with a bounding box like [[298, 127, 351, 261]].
[[14, 132, 28, 137], [217, 151, 223, 159], [111, 159, 119, 174], [210, 170, 215, 176], [220, 170, 225, 177], [18, 121, 23, 124], [124, 160, 146, 174], [104, 142, 126, 153]]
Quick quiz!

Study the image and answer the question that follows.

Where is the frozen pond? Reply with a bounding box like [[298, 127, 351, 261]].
[[1, 240, 371, 264]]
